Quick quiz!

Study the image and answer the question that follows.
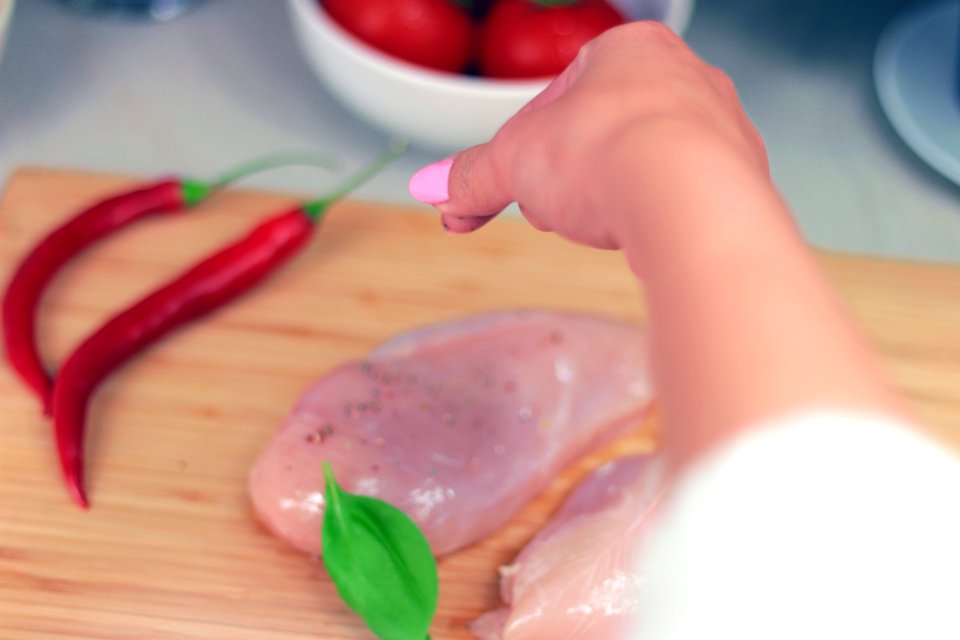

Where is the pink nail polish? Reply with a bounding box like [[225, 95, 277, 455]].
[[408, 158, 453, 205]]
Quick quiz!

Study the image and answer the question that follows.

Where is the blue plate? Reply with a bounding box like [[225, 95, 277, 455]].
[[874, 0, 960, 185]]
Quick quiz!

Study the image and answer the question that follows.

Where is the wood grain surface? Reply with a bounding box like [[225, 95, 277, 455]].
[[1, 168, 958, 639]]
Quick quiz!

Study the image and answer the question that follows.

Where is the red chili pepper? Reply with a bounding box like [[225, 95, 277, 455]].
[[2, 179, 210, 411], [3, 155, 337, 414], [50, 143, 404, 508], [52, 207, 313, 508]]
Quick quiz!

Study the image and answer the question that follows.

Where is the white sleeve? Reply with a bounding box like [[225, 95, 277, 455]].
[[631, 411, 960, 640]]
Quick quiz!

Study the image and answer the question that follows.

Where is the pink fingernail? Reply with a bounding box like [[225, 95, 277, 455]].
[[408, 158, 453, 204]]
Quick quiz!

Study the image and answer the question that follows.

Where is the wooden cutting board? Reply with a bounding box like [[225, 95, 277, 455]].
[[1, 168, 958, 639]]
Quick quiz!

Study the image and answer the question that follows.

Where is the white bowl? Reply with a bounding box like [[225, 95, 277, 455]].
[[287, 0, 695, 151]]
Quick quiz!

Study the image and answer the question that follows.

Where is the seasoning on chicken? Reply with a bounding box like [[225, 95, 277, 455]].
[[248, 310, 653, 556]]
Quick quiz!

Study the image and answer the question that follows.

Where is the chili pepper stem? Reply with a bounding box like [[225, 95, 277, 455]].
[[302, 140, 409, 222], [181, 153, 343, 207], [209, 152, 343, 192]]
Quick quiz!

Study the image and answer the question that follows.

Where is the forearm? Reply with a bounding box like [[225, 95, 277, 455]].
[[604, 128, 907, 471]]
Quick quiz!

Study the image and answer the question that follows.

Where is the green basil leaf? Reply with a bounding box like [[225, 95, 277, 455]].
[[321, 462, 438, 640]]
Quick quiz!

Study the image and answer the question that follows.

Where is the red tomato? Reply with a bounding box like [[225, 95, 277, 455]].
[[479, 0, 625, 79], [322, 0, 475, 73]]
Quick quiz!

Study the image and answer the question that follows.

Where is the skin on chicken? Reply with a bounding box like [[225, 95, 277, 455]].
[[248, 310, 653, 556], [471, 454, 664, 639]]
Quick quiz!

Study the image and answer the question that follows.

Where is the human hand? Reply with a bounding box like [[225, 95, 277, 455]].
[[408, 21, 768, 251], [407, 20, 913, 479]]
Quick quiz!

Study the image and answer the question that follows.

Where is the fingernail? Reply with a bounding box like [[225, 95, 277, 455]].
[[409, 158, 453, 205]]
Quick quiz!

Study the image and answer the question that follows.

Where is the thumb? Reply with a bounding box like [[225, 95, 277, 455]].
[[408, 142, 514, 221]]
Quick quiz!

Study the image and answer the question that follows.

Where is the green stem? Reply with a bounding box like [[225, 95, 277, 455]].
[[181, 152, 342, 207], [211, 152, 342, 190], [302, 140, 408, 222]]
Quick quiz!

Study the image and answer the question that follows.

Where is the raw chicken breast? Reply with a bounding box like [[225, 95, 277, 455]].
[[471, 454, 664, 640], [249, 310, 652, 556]]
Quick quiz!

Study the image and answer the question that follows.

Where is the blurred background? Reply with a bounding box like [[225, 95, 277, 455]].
[[0, 0, 957, 264]]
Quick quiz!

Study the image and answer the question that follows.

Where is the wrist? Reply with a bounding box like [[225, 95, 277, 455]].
[[595, 123, 790, 278]]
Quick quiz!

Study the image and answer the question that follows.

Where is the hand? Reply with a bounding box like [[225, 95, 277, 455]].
[[410, 20, 908, 473], [408, 21, 768, 251]]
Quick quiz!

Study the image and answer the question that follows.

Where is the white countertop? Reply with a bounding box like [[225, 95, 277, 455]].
[[1, 0, 958, 264]]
